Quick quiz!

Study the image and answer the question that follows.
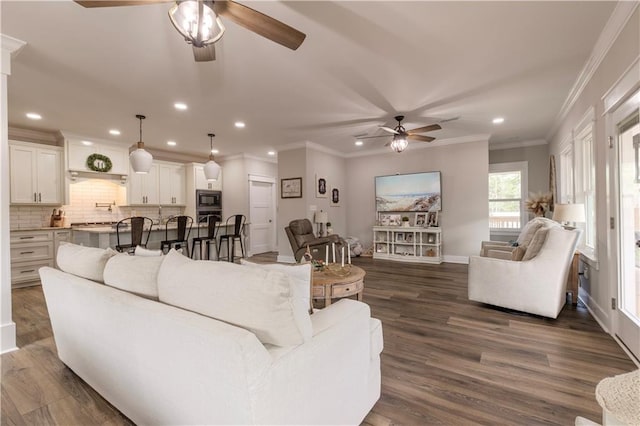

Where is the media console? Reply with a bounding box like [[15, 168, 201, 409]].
[[372, 226, 442, 264]]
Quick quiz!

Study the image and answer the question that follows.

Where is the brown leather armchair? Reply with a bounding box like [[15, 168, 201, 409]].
[[285, 218, 345, 262]]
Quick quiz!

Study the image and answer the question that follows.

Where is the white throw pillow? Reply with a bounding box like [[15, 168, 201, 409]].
[[158, 250, 313, 347], [103, 253, 166, 299], [240, 259, 313, 314], [134, 245, 163, 257], [56, 242, 117, 283]]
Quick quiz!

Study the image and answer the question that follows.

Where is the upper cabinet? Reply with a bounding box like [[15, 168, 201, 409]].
[[66, 138, 129, 176], [127, 161, 186, 206], [191, 163, 223, 191], [9, 141, 63, 205]]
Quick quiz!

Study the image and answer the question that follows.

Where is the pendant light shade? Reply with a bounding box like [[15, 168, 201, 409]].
[[130, 114, 153, 174], [204, 133, 220, 181]]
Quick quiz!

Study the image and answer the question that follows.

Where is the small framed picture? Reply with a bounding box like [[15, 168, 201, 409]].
[[330, 187, 340, 206], [395, 232, 404, 242], [379, 214, 390, 226], [316, 175, 327, 198], [389, 214, 401, 226], [415, 213, 426, 227], [281, 177, 302, 198], [427, 234, 436, 244], [427, 211, 439, 227]]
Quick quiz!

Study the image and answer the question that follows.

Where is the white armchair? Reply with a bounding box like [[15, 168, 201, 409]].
[[468, 226, 580, 318]]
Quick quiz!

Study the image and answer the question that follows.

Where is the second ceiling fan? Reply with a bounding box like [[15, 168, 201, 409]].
[[75, 0, 306, 62]]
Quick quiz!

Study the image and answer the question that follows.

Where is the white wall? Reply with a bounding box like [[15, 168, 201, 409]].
[[490, 143, 550, 196], [548, 7, 639, 330], [306, 147, 346, 237], [276, 148, 308, 260], [345, 138, 490, 261]]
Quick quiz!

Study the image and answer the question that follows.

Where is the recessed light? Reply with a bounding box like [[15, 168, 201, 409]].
[[167, 141, 177, 146], [234, 121, 246, 128], [211, 149, 219, 154], [268, 151, 276, 156], [109, 129, 121, 136], [26, 112, 42, 120], [492, 117, 505, 124], [174, 102, 188, 110], [355, 140, 364, 146], [81, 140, 94, 146]]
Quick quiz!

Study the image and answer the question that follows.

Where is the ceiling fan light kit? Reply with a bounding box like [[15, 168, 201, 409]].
[[390, 134, 409, 153], [168, 1, 225, 47], [129, 114, 153, 174], [203, 133, 221, 181], [379, 115, 441, 153]]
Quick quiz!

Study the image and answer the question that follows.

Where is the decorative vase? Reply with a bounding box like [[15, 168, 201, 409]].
[[402, 221, 410, 227]]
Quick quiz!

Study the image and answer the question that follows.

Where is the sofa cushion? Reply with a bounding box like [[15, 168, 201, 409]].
[[511, 246, 527, 261], [522, 227, 549, 261], [56, 242, 117, 283], [516, 220, 545, 247], [134, 245, 163, 257], [103, 253, 165, 299], [241, 260, 313, 314], [158, 250, 313, 347]]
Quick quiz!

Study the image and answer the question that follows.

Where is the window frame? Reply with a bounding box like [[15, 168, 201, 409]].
[[488, 161, 528, 235]]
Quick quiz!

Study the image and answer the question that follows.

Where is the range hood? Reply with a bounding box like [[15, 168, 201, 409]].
[[63, 132, 130, 182]]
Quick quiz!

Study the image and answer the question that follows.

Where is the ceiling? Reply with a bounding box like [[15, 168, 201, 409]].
[[1, 1, 615, 159]]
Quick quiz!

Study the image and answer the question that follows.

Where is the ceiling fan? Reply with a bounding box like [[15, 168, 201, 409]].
[[74, 0, 306, 62], [359, 115, 442, 153]]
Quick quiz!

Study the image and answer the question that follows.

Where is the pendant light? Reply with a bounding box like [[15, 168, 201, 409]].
[[129, 114, 153, 174], [203, 133, 221, 181]]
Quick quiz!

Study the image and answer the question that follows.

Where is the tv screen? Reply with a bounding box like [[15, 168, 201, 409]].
[[375, 171, 441, 212]]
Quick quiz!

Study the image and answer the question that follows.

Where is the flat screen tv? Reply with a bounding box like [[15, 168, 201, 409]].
[[375, 171, 441, 212]]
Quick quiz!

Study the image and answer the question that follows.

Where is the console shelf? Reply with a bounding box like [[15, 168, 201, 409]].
[[372, 226, 442, 264]]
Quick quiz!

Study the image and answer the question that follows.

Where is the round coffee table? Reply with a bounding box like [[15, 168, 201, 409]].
[[312, 265, 365, 307]]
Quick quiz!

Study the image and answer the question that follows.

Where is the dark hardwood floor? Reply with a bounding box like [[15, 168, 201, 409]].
[[2, 254, 636, 425]]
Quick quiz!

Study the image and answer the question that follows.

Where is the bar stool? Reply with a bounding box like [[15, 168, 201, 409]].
[[115, 216, 154, 254], [160, 215, 193, 256], [218, 214, 246, 262], [190, 215, 220, 260]]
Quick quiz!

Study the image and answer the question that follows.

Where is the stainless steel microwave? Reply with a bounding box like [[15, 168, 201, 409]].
[[196, 190, 222, 209]]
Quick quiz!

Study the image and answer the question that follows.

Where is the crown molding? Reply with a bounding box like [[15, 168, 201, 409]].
[[489, 138, 548, 151], [219, 153, 277, 164], [1, 34, 26, 75], [547, 1, 639, 141], [276, 141, 346, 158], [60, 130, 130, 147], [8, 126, 62, 145]]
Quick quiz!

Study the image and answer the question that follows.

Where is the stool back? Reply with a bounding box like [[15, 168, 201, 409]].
[[116, 216, 153, 252], [165, 215, 193, 241]]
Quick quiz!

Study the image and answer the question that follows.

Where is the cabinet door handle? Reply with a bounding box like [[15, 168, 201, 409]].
[[20, 270, 35, 274], [20, 251, 35, 255], [38, 193, 42, 202], [19, 236, 35, 239], [34, 193, 37, 202]]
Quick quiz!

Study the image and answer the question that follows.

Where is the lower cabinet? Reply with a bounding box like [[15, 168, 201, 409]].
[[10, 229, 71, 287], [372, 226, 443, 264]]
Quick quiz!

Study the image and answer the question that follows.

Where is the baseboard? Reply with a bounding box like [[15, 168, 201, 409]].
[[1, 321, 17, 354], [444, 255, 469, 264], [276, 255, 296, 264], [581, 291, 610, 333]]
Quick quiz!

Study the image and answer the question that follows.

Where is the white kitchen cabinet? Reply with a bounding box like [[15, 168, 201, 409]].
[[158, 162, 186, 205], [66, 139, 129, 175], [128, 163, 159, 205], [9, 141, 63, 205]]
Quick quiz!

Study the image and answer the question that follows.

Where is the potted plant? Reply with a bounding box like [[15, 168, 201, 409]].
[[401, 216, 410, 227], [326, 222, 333, 235]]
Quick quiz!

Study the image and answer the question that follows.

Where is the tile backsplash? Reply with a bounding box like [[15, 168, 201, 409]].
[[10, 178, 184, 229]]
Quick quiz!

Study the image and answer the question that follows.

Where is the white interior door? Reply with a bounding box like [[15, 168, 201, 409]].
[[611, 89, 640, 362], [249, 176, 275, 255]]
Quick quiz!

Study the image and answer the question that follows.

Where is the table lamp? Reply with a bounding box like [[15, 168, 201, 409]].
[[552, 203, 585, 229], [315, 210, 328, 237]]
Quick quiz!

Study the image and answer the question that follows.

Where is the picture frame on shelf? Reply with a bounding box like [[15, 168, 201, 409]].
[[427, 211, 439, 227], [389, 214, 402, 226], [281, 177, 302, 198], [379, 214, 390, 226], [415, 213, 426, 227], [395, 232, 404, 242], [315, 174, 328, 198], [427, 234, 436, 244]]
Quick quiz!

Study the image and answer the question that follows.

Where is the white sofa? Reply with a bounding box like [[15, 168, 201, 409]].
[[468, 225, 580, 318], [40, 245, 382, 425]]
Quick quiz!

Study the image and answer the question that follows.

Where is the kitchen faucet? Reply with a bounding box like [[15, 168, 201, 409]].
[[158, 205, 163, 225]]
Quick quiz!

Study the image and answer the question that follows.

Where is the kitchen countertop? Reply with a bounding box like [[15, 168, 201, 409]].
[[10, 227, 72, 232], [72, 223, 219, 234]]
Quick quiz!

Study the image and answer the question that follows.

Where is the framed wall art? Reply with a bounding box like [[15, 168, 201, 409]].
[[330, 187, 340, 206], [316, 174, 327, 198], [281, 177, 302, 199]]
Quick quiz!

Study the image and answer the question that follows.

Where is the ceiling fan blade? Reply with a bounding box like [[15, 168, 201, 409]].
[[407, 124, 441, 134], [408, 135, 435, 143], [379, 126, 399, 134], [214, 1, 306, 50], [193, 44, 216, 62], [357, 135, 390, 139], [74, 0, 170, 7]]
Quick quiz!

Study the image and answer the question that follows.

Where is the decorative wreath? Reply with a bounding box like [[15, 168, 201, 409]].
[[86, 153, 113, 173]]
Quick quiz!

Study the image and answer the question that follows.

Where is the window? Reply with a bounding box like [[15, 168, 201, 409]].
[[573, 108, 596, 257], [489, 162, 528, 232]]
